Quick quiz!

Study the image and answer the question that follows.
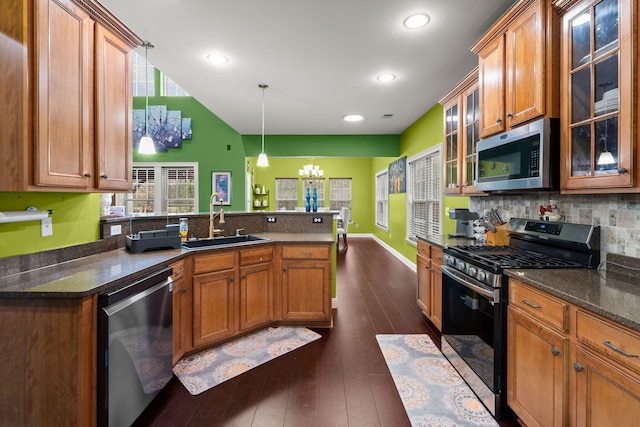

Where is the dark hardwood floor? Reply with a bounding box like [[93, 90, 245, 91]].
[[133, 237, 516, 427]]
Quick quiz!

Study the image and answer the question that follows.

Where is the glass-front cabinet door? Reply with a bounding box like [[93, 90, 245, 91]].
[[440, 68, 485, 196], [560, 0, 634, 191]]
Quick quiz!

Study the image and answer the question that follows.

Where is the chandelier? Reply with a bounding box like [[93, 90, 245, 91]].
[[299, 163, 324, 179]]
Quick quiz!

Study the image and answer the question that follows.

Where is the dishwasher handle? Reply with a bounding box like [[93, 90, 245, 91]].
[[100, 266, 173, 307]]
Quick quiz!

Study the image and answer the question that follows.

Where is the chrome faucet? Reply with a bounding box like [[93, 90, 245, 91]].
[[209, 192, 225, 238], [235, 228, 244, 236]]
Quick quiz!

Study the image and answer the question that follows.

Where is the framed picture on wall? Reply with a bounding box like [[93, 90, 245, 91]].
[[212, 171, 231, 205]]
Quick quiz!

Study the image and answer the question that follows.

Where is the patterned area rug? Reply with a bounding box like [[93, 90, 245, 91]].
[[376, 334, 499, 426], [173, 326, 321, 395]]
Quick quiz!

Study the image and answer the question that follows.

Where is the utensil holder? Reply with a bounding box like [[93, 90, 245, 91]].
[[486, 224, 510, 246]]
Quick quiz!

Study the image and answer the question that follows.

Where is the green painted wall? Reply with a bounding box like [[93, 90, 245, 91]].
[[0, 193, 101, 258], [243, 134, 400, 157], [248, 157, 375, 233], [370, 104, 470, 263]]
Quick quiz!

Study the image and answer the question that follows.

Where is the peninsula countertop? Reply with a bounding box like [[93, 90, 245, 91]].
[[0, 232, 334, 298]]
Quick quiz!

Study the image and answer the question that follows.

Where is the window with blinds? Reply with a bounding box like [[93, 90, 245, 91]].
[[275, 178, 298, 211], [302, 179, 325, 208], [329, 178, 352, 211], [121, 163, 198, 215], [407, 147, 442, 243], [375, 170, 389, 230]]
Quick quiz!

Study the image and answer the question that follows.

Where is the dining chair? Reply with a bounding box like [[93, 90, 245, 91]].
[[336, 207, 350, 250]]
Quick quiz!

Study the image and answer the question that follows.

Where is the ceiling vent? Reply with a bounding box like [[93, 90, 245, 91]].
[[382, 114, 394, 119]]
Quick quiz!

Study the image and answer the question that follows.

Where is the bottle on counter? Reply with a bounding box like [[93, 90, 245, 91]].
[[179, 218, 188, 242]]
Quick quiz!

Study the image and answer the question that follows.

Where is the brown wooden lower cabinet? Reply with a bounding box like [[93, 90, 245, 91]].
[[0, 296, 97, 427], [280, 244, 332, 325], [416, 240, 442, 331], [192, 268, 236, 347], [508, 279, 640, 426]]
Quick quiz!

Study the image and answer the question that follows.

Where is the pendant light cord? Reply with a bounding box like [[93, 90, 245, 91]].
[[259, 84, 268, 152], [143, 41, 154, 135]]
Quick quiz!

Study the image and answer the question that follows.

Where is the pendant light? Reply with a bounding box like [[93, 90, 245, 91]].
[[257, 83, 269, 167], [138, 41, 156, 154]]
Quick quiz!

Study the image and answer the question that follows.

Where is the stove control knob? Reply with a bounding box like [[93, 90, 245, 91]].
[[456, 260, 466, 270], [477, 271, 486, 282], [467, 267, 477, 277]]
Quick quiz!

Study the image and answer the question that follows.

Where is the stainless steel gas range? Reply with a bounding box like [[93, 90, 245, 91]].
[[440, 218, 600, 419]]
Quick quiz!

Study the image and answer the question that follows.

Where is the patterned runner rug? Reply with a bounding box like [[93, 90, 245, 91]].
[[174, 326, 321, 395], [376, 334, 499, 426]]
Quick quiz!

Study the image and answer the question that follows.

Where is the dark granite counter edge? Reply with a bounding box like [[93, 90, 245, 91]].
[[0, 232, 333, 299], [505, 269, 640, 332]]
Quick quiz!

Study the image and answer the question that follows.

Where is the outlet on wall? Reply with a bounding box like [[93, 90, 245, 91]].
[[110, 225, 122, 236], [41, 217, 52, 237]]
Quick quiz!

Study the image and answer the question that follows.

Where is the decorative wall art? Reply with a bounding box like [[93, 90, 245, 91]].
[[212, 171, 232, 205], [132, 106, 193, 151], [389, 156, 406, 194]]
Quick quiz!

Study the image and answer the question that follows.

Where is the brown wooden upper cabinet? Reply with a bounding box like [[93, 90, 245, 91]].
[[472, 0, 559, 139], [556, 0, 639, 193], [439, 68, 486, 196], [0, 0, 141, 192]]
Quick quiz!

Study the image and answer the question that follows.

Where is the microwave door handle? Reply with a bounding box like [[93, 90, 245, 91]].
[[441, 265, 496, 302]]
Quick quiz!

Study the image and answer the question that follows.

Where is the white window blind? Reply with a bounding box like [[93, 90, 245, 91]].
[[407, 147, 441, 243], [375, 170, 389, 230], [302, 179, 325, 208], [120, 163, 198, 215], [275, 178, 298, 211], [329, 178, 352, 211]]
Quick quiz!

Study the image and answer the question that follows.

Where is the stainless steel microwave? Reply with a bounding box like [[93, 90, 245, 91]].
[[475, 118, 559, 192]]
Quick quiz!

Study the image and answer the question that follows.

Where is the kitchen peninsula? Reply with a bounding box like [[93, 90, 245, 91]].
[[0, 211, 335, 427]]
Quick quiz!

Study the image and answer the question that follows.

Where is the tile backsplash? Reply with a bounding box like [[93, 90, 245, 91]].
[[470, 193, 640, 258]]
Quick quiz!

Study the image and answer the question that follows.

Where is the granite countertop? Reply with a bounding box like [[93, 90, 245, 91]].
[[418, 234, 477, 248], [0, 232, 333, 298], [506, 268, 640, 332]]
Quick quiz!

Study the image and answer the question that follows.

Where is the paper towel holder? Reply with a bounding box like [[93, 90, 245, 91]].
[[0, 207, 54, 224]]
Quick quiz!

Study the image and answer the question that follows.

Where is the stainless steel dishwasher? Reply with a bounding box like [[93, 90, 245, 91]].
[[98, 267, 173, 427]]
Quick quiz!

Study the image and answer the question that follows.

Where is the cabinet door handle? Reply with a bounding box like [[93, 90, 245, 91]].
[[522, 298, 542, 309], [574, 362, 584, 372], [506, 112, 513, 118], [101, 174, 109, 179], [496, 118, 502, 123], [84, 172, 92, 177], [603, 340, 639, 358], [282, 268, 287, 272], [229, 277, 234, 282], [551, 347, 560, 356], [241, 274, 247, 278], [180, 288, 187, 294]]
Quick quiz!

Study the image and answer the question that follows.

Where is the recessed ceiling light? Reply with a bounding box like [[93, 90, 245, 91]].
[[207, 53, 229, 64], [403, 13, 430, 29], [377, 73, 396, 82], [344, 114, 364, 122]]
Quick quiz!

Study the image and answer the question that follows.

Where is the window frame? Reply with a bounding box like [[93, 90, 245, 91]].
[[116, 162, 199, 215], [375, 169, 389, 231], [329, 178, 352, 211], [275, 178, 299, 211], [406, 146, 442, 245], [132, 51, 155, 97]]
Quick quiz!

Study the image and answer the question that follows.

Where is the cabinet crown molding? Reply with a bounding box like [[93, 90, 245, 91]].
[[73, 0, 143, 47], [471, 0, 541, 54]]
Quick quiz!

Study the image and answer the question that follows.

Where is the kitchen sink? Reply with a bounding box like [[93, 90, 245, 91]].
[[182, 234, 270, 249]]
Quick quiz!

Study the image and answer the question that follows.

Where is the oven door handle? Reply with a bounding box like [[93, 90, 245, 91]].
[[441, 265, 497, 302]]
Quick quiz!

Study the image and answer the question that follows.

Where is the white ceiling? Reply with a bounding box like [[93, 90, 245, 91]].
[[100, 0, 515, 135]]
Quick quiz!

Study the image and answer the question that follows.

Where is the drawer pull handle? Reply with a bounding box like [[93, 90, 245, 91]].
[[175, 268, 184, 274], [241, 274, 247, 279], [574, 362, 584, 372], [300, 251, 312, 255], [603, 340, 639, 358], [551, 347, 560, 356], [522, 298, 542, 309]]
